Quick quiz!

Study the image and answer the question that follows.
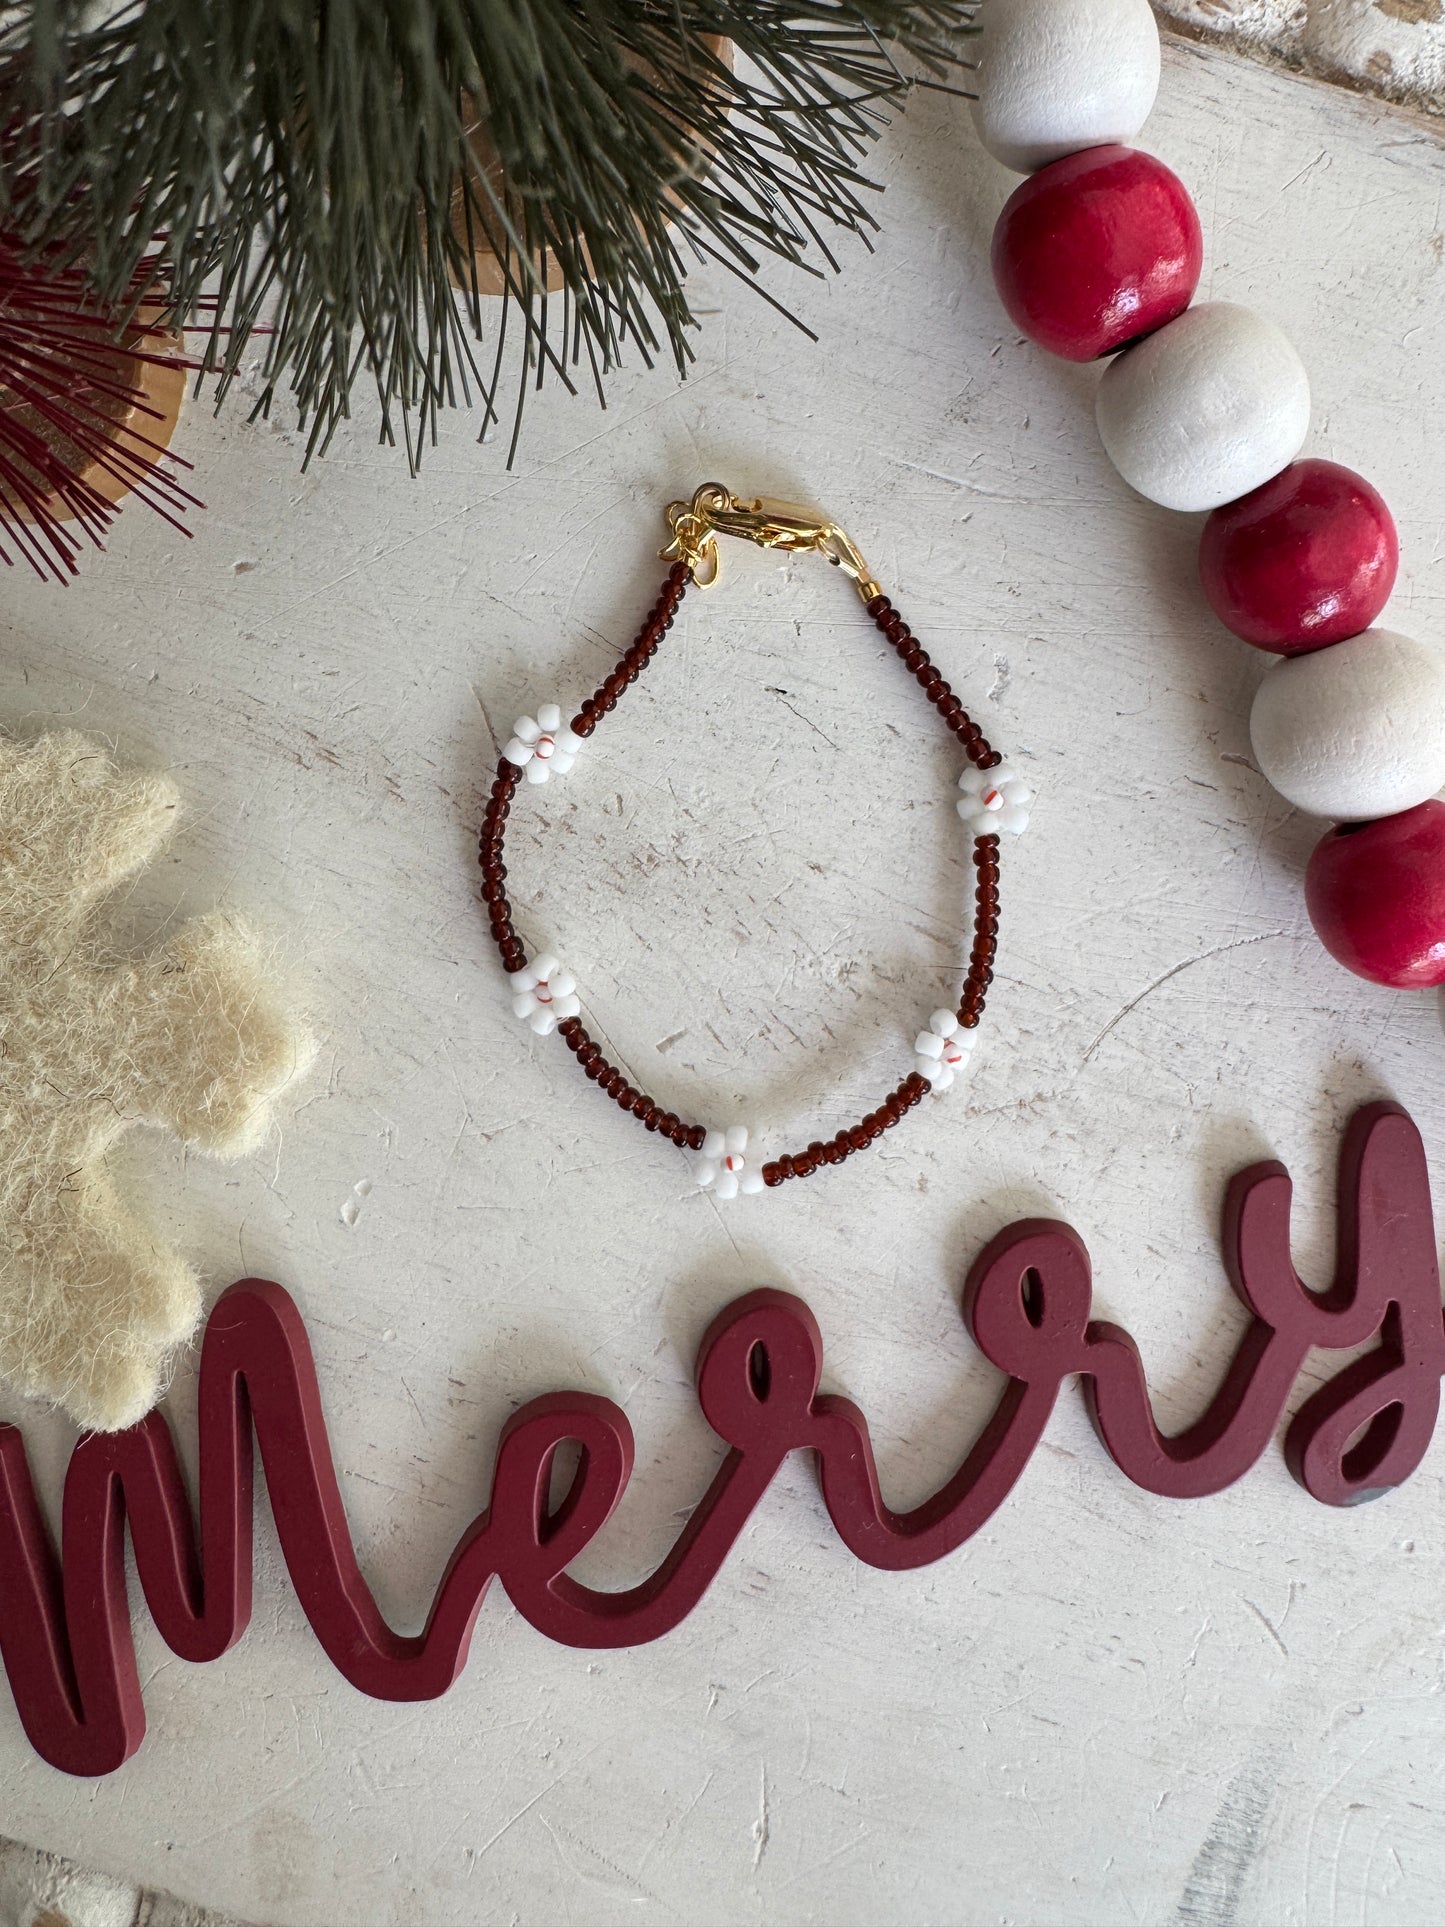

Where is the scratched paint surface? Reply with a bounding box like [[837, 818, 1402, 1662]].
[[1156, 0, 1445, 115], [0, 35, 1443, 1927]]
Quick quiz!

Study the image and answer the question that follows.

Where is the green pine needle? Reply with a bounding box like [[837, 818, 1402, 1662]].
[[0, 1, 978, 465]]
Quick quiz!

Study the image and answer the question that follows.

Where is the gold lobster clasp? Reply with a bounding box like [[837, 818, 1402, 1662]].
[[661, 484, 881, 601]]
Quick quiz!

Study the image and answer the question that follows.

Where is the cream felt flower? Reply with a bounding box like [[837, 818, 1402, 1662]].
[[0, 732, 315, 1432]]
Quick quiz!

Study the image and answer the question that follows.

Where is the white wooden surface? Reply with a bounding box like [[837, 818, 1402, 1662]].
[[2, 36, 1445, 1927]]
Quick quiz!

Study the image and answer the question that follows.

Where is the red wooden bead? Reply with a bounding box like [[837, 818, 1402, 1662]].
[[1198, 460, 1399, 654], [991, 145, 1202, 364], [1305, 802, 1445, 988]]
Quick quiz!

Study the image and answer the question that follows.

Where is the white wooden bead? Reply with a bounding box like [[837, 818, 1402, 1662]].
[[537, 703, 562, 732], [1095, 303, 1311, 513], [969, 0, 1161, 174], [1249, 629, 1445, 820], [928, 1009, 956, 1036]]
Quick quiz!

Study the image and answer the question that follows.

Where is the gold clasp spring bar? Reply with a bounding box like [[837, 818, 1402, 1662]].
[[662, 483, 881, 603]]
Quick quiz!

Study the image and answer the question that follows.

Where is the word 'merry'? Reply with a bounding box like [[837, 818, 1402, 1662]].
[[0, 1101, 1438, 1777]]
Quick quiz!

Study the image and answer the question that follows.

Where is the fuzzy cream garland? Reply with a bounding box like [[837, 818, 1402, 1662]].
[[0, 732, 315, 1432]]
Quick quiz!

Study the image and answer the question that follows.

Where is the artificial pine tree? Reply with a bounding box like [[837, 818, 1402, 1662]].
[[0, 1, 974, 467]]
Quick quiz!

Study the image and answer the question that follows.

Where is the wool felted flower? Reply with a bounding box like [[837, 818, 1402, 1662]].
[[0, 732, 315, 1432]]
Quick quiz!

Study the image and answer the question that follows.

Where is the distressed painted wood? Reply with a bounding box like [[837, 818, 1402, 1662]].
[[0, 31, 1443, 1927]]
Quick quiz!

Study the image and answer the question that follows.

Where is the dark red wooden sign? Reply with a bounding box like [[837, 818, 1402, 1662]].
[[0, 1100, 1439, 1778]]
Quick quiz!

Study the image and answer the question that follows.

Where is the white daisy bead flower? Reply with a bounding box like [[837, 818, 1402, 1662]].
[[914, 1009, 977, 1092], [509, 953, 581, 1035], [958, 760, 1032, 836], [696, 1125, 765, 1201], [503, 703, 584, 786]]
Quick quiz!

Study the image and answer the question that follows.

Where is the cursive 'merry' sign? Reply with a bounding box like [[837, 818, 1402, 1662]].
[[0, 1100, 1438, 1777]]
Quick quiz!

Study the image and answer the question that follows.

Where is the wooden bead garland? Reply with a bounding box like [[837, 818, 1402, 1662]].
[[971, 0, 1445, 992], [478, 487, 1028, 1195]]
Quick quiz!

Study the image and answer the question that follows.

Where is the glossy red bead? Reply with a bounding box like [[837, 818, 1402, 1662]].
[[1305, 802, 1445, 988], [991, 145, 1202, 363], [1198, 460, 1399, 654]]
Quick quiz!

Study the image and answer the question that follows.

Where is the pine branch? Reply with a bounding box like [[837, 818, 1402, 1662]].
[[0, 1, 977, 465]]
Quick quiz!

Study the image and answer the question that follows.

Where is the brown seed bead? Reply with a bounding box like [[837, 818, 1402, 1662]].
[[778, 1155, 797, 1181], [762, 1162, 785, 1188], [848, 1124, 870, 1152], [685, 1124, 708, 1152], [822, 1141, 844, 1165], [808, 1141, 828, 1166]]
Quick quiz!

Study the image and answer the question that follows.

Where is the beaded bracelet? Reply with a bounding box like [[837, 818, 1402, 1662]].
[[478, 484, 1032, 1199]]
